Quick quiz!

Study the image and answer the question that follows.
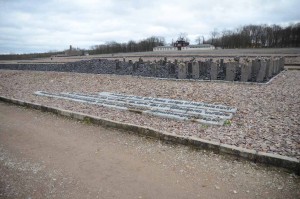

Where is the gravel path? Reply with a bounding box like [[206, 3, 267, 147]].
[[1, 102, 299, 199], [0, 69, 299, 159]]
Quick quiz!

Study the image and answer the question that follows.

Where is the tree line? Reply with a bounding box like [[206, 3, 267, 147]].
[[208, 23, 300, 48], [0, 51, 64, 60], [88, 36, 165, 55]]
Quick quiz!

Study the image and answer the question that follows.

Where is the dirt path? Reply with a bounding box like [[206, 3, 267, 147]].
[[0, 102, 299, 199]]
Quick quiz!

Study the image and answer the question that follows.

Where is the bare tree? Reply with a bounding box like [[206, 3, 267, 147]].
[[195, 36, 201, 45], [195, 36, 204, 45], [210, 28, 219, 45], [178, 32, 190, 42]]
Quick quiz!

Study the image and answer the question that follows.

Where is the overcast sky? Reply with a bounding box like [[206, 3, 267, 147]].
[[0, 0, 299, 54]]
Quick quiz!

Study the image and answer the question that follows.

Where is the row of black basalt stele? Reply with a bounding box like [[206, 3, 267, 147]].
[[0, 57, 284, 82], [179, 57, 284, 82]]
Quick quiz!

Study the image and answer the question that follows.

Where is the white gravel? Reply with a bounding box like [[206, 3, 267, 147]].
[[0, 69, 299, 159]]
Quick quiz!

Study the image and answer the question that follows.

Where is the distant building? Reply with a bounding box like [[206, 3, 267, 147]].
[[153, 44, 215, 51], [64, 45, 83, 56], [153, 37, 215, 51], [153, 46, 177, 51], [173, 38, 189, 50]]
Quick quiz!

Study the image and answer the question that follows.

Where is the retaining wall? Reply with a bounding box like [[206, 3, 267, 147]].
[[0, 57, 285, 83]]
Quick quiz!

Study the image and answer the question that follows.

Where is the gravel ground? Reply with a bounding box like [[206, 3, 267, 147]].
[[1, 103, 300, 199], [1, 48, 299, 64], [0, 69, 299, 160]]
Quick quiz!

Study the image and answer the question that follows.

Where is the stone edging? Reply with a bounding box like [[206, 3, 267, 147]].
[[0, 95, 299, 174]]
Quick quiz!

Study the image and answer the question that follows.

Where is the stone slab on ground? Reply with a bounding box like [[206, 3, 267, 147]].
[[35, 91, 237, 125]]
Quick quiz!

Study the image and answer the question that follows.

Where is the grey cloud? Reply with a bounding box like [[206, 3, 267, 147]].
[[0, 0, 299, 54]]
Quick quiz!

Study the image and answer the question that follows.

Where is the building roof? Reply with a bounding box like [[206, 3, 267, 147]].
[[154, 44, 214, 48]]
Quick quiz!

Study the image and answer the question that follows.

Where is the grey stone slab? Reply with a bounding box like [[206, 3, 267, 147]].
[[273, 59, 279, 75], [218, 59, 226, 80], [269, 59, 274, 76], [276, 59, 281, 73], [276, 59, 280, 73], [35, 91, 237, 126], [144, 110, 225, 125], [206, 60, 212, 78], [256, 60, 267, 82], [251, 59, 261, 78], [272, 59, 276, 75], [144, 110, 187, 121], [241, 62, 252, 82], [225, 62, 236, 81], [99, 92, 237, 113], [196, 117, 225, 126], [199, 61, 207, 77], [220, 59, 224, 67], [139, 57, 143, 63], [277, 59, 281, 73], [188, 110, 232, 119], [150, 63, 157, 75], [68, 92, 237, 117], [115, 60, 120, 70], [174, 59, 178, 65], [192, 61, 199, 79], [169, 63, 176, 74], [133, 62, 138, 72], [279, 57, 284, 71], [187, 62, 192, 76], [281, 57, 285, 70], [266, 59, 273, 78], [178, 62, 187, 79], [210, 62, 218, 80]]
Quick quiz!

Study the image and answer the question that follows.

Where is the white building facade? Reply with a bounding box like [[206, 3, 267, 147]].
[[153, 44, 215, 51]]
